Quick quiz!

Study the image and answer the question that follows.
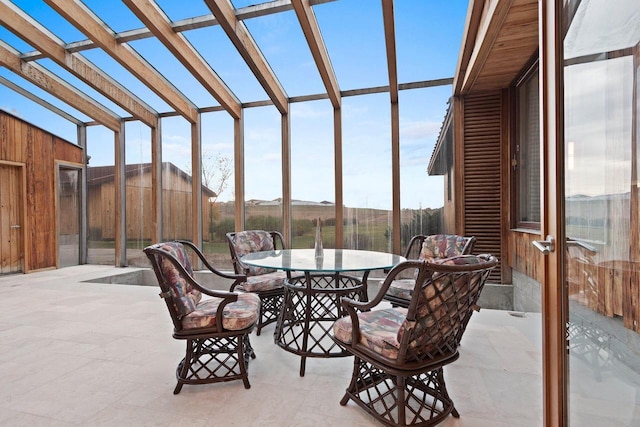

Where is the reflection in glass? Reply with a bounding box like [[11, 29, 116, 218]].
[[563, 0, 640, 424], [58, 167, 80, 268], [126, 121, 153, 267], [86, 126, 115, 265]]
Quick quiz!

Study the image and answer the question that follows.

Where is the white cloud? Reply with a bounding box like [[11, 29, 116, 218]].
[[400, 120, 441, 140]]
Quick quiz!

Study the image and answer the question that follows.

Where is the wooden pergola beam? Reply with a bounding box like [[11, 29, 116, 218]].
[[382, 0, 400, 254], [381, 0, 399, 103], [0, 76, 83, 126], [0, 41, 121, 132], [291, 0, 340, 109], [123, 0, 242, 120], [0, 1, 158, 128], [204, 0, 289, 115], [44, 0, 199, 124]]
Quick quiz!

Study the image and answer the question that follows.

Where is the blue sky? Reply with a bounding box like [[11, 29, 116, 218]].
[[0, 0, 469, 210]]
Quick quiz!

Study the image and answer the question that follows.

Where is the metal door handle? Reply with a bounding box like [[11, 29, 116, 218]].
[[533, 235, 555, 255], [10, 225, 21, 229]]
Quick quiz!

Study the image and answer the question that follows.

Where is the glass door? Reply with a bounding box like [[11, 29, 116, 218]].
[[562, 0, 640, 424], [58, 166, 81, 268]]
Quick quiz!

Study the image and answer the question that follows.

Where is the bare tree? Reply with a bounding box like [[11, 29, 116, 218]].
[[187, 149, 232, 240]]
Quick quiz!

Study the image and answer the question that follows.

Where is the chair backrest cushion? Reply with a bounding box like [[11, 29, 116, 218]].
[[231, 230, 276, 276], [397, 255, 489, 360], [157, 242, 202, 317], [420, 234, 469, 261]]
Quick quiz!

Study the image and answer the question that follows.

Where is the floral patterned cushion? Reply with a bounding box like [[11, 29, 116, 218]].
[[158, 242, 202, 317], [385, 278, 415, 301], [333, 308, 408, 360], [386, 255, 456, 301], [239, 271, 287, 292], [232, 230, 277, 276], [181, 292, 261, 331], [420, 234, 468, 261]]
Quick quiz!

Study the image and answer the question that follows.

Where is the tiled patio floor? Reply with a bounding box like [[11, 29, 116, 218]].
[[0, 265, 542, 426]]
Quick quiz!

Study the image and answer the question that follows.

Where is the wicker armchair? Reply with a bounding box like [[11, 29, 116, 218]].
[[144, 240, 259, 394], [384, 234, 476, 308], [333, 254, 497, 426], [226, 230, 289, 335]]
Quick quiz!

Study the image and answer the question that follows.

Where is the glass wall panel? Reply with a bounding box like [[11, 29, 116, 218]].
[[161, 116, 192, 244], [86, 126, 115, 265], [243, 106, 283, 233], [563, 0, 640, 423], [201, 111, 235, 270], [343, 94, 391, 252], [398, 88, 447, 250], [291, 100, 335, 249], [126, 120, 152, 266], [57, 166, 80, 267]]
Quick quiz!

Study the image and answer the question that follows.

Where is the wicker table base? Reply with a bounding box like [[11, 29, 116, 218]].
[[274, 272, 367, 376]]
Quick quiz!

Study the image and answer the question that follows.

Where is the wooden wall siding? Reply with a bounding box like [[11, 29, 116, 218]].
[[462, 92, 503, 281], [509, 230, 544, 283], [0, 111, 83, 271], [0, 164, 23, 273], [88, 169, 212, 241]]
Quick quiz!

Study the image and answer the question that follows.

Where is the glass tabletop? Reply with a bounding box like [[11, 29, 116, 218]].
[[240, 249, 406, 273]]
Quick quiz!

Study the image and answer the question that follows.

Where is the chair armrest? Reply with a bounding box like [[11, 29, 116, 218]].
[[367, 260, 426, 307], [177, 240, 247, 284]]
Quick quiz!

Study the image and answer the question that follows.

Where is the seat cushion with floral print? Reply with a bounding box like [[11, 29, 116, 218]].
[[239, 270, 288, 292], [397, 255, 483, 357], [333, 307, 408, 360], [158, 242, 202, 317], [232, 230, 278, 276], [385, 236, 470, 303], [385, 255, 455, 302], [384, 278, 415, 301], [181, 292, 261, 331], [420, 234, 468, 261]]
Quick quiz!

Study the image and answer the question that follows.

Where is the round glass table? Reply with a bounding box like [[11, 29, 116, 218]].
[[241, 248, 406, 376]]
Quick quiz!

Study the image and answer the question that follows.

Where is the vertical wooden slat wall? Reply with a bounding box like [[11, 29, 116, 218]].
[[462, 92, 503, 281], [0, 111, 83, 271]]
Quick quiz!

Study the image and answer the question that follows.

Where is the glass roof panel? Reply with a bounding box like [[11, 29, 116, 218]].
[[0, 68, 90, 140], [154, 0, 211, 22], [0, 26, 35, 52], [231, 0, 272, 8], [80, 48, 173, 113], [82, 0, 145, 34], [243, 10, 325, 97], [314, 0, 388, 91], [37, 57, 129, 118], [12, 0, 87, 44], [127, 37, 218, 109], [395, 1, 467, 83], [185, 25, 269, 103]]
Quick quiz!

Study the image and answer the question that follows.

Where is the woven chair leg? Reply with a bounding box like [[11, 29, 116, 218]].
[[397, 375, 406, 426], [174, 339, 194, 394], [256, 293, 283, 336], [238, 334, 251, 389]]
